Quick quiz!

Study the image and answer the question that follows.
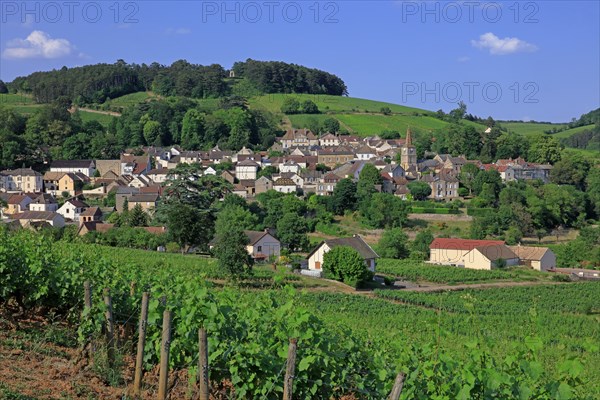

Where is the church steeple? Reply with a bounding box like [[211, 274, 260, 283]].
[[401, 126, 417, 172], [405, 126, 413, 147]]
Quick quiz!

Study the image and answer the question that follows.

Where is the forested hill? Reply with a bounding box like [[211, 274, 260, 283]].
[[6, 59, 348, 104]]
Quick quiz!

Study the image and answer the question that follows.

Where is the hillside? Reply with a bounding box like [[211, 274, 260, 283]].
[[1, 90, 485, 137], [500, 121, 568, 136]]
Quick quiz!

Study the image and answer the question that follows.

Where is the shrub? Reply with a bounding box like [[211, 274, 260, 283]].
[[323, 246, 372, 288]]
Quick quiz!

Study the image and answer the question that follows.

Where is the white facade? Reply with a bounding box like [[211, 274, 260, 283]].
[[29, 202, 58, 212], [280, 162, 301, 174], [57, 201, 86, 222], [235, 163, 258, 180], [463, 248, 520, 270], [307, 241, 377, 272], [247, 234, 281, 259], [50, 164, 95, 178]]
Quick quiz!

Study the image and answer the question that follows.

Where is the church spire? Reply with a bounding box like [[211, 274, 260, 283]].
[[405, 126, 413, 147]]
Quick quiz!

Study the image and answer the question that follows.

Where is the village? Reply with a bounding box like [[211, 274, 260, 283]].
[[0, 127, 561, 275]]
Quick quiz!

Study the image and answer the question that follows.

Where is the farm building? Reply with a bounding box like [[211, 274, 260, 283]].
[[509, 245, 556, 271], [463, 245, 520, 270], [245, 230, 281, 261], [307, 235, 379, 273], [429, 238, 505, 266]]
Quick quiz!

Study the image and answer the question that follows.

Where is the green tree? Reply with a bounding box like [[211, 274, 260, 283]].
[[585, 166, 600, 218], [377, 228, 409, 259], [322, 118, 340, 133], [449, 101, 467, 122], [459, 163, 481, 195], [470, 218, 487, 239], [217, 204, 258, 230], [549, 155, 590, 190], [362, 193, 409, 229], [330, 178, 357, 215], [504, 225, 523, 245], [158, 164, 231, 252], [323, 246, 372, 288], [472, 169, 502, 196], [407, 181, 432, 201], [528, 135, 563, 164], [478, 183, 498, 207], [180, 109, 205, 150], [0, 80, 8, 94], [357, 163, 382, 212], [276, 212, 309, 252], [380, 107, 392, 115], [300, 100, 319, 114], [224, 107, 253, 150], [496, 132, 529, 159], [213, 208, 254, 279], [410, 230, 434, 260], [281, 98, 300, 114], [143, 120, 162, 146], [128, 203, 149, 227]]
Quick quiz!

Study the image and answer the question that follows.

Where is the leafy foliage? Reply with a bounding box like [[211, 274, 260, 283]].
[[323, 246, 372, 287]]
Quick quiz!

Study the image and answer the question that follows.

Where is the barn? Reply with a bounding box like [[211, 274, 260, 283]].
[[509, 245, 556, 271]]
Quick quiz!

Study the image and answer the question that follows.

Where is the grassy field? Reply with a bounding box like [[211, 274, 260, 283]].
[[248, 93, 432, 115], [107, 91, 156, 108], [501, 121, 568, 136], [336, 113, 448, 135], [552, 124, 596, 138], [0, 93, 42, 114], [78, 110, 116, 126]]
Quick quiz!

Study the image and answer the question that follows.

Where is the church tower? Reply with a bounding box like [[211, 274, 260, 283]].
[[401, 127, 417, 170]]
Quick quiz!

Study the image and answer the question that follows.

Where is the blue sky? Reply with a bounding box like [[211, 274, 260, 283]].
[[1, 1, 598, 122]]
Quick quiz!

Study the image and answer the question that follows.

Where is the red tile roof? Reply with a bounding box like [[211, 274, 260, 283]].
[[429, 238, 505, 251]]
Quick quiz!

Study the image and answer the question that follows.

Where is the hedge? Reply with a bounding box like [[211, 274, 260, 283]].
[[467, 207, 495, 217], [411, 207, 461, 214]]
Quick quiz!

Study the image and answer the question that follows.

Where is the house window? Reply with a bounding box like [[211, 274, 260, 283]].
[[257, 246, 262, 252]]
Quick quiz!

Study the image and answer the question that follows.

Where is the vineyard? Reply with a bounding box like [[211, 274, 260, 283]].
[[1, 229, 599, 398], [376, 258, 549, 284]]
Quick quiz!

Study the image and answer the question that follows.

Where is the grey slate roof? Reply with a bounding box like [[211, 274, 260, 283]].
[[308, 235, 379, 260]]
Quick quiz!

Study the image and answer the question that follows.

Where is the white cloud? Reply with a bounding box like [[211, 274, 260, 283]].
[[471, 32, 537, 55], [457, 56, 470, 63], [3, 31, 74, 59], [165, 28, 191, 35]]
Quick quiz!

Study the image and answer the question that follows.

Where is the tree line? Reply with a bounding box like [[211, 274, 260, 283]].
[[232, 59, 348, 96], [0, 95, 283, 168], [7, 59, 348, 104]]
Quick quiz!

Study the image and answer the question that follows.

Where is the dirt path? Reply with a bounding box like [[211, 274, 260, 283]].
[[408, 213, 473, 222], [69, 107, 122, 117]]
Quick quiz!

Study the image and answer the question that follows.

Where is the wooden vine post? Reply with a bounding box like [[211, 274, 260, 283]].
[[103, 288, 115, 366], [79, 280, 93, 363], [283, 338, 298, 400], [198, 328, 209, 400], [388, 372, 406, 400], [157, 309, 172, 400], [133, 292, 150, 397]]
